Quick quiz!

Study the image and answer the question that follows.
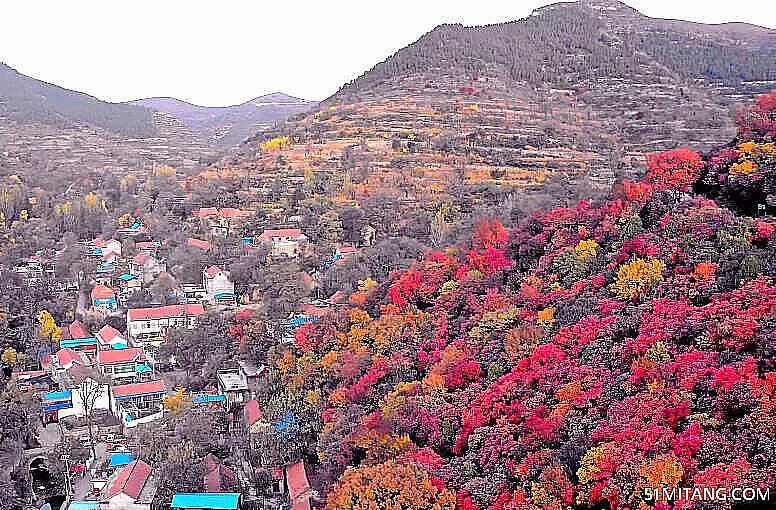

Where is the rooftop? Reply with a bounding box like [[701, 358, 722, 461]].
[[171, 493, 240, 510], [97, 347, 146, 365], [112, 379, 167, 399], [102, 459, 152, 502], [127, 303, 205, 321], [216, 369, 248, 391]]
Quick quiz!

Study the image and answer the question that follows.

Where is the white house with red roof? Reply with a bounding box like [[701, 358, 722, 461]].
[[129, 253, 166, 285], [100, 459, 156, 509], [257, 228, 307, 259], [126, 304, 205, 345], [91, 284, 118, 313], [97, 347, 149, 384], [110, 380, 168, 420], [97, 325, 129, 350], [202, 266, 235, 306]]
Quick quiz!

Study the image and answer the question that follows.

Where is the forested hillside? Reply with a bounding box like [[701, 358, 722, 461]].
[[0, 63, 156, 137], [241, 90, 776, 509]]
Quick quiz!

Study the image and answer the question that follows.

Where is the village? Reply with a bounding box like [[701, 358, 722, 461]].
[[5, 203, 379, 510]]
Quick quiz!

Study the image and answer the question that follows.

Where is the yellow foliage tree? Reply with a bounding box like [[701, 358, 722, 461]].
[[2, 347, 20, 366], [37, 310, 61, 344], [575, 239, 598, 259], [163, 386, 192, 414], [260, 136, 291, 152], [610, 257, 665, 299], [537, 307, 555, 327]]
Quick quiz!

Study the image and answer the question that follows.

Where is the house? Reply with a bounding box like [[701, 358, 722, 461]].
[[40, 389, 73, 424], [187, 238, 211, 251], [54, 348, 89, 374], [55, 364, 111, 421], [97, 325, 129, 350], [117, 222, 150, 238], [130, 253, 166, 285], [126, 304, 205, 345], [117, 274, 142, 297], [194, 207, 254, 236], [202, 266, 236, 306], [92, 284, 118, 313], [243, 399, 269, 434], [256, 229, 307, 259], [285, 461, 314, 510], [110, 379, 167, 418], [216, 369, 249, 411], [97, 348, 150, 384], [135, 241, 159, 254], [11, 370, 52, 392], [60, 320, 98, 355], [203, 454, 237, 493], [95, 238, 123, 257], [171, 493, 241, 510], [100, 459, 156, 510]]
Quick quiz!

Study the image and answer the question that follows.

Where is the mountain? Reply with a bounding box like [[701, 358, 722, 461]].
[[213, 0, 776, 231], [0, 62, 221, 180], [255, 92, 776, 510], [128, 92, 315, 146], [0, 62, 156, 137]]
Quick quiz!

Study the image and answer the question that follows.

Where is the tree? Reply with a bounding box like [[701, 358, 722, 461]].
[[72, 369, 109, 460], [646, 148, 703, 191], [326, 461, 456, 510], [37, 310, 61, 348]]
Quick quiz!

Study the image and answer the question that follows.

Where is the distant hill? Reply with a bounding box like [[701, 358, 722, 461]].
[[0, 62, 156, 137], [335, 0, 776, 100], [128, 93, 315, 146]]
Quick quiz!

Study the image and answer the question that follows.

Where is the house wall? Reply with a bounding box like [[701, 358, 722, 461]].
[[101, 492, 151, 510], [59, 379, 111, 420]]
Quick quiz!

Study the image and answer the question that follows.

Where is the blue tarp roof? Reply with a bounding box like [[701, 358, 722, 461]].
[[289, 316, 316, 328], [61, 338, 98, 348], [136, 364, 152, 373], [43, 401, 73, 411], [192, 394, 226, 404], [119, 274, 137, 281], [214, 292, 236, 299], [68, 502, 99, 510], [171, 493, 240, 509], [112, 342, 128, 349], [109, 453, 135, 467], [43, 390, 72, 401]]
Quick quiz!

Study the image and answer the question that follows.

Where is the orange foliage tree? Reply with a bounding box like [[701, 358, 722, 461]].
[[325, 461, 456, 510]]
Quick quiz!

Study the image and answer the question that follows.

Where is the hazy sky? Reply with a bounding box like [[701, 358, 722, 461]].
[[1, 1, 774, 106]]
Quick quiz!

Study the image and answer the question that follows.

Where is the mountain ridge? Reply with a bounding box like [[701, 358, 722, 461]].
[[128, 92, 315, 146]]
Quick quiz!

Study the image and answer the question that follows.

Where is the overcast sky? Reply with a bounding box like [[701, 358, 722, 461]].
[[1, 1, 774, 106]]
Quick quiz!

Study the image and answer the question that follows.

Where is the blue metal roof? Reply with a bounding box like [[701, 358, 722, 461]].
[[109, 453, 135, 467], [43, 389, 72, 401], [119, 273, 137, 281], [68, 502, 99, 510], [171, 493, 240, 509], [43, 401, 73, 411], [192, 394, 226, 404], [214, 292, 236, 299], [61, 337, 98, 348], [136, 364, 152, 373]]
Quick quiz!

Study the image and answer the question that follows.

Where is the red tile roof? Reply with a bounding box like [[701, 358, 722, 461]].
[[97, 347, 146, 365], [69, 320, 90, 339], [244, 399, 263, 428], [135, 241, 158, 251], [111, 379, 167, 398], [219, 208, 254, 219], [204, 265, 222, 278], [91, 284, 116, 301], [57, 348, 86, 368], [11, 370, 45, 380], [133, 253, 150, 265], [194, 207, 219, 219], [187, 238, 211, 251], [257, 229, 303, 241], [286, 461, 312, 502], [97, 325, 124, 344], [127, 304, 205, 321], [41, 353, 52, 371], [338, 245, 358, 254], [103, 459, 152, 501]]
